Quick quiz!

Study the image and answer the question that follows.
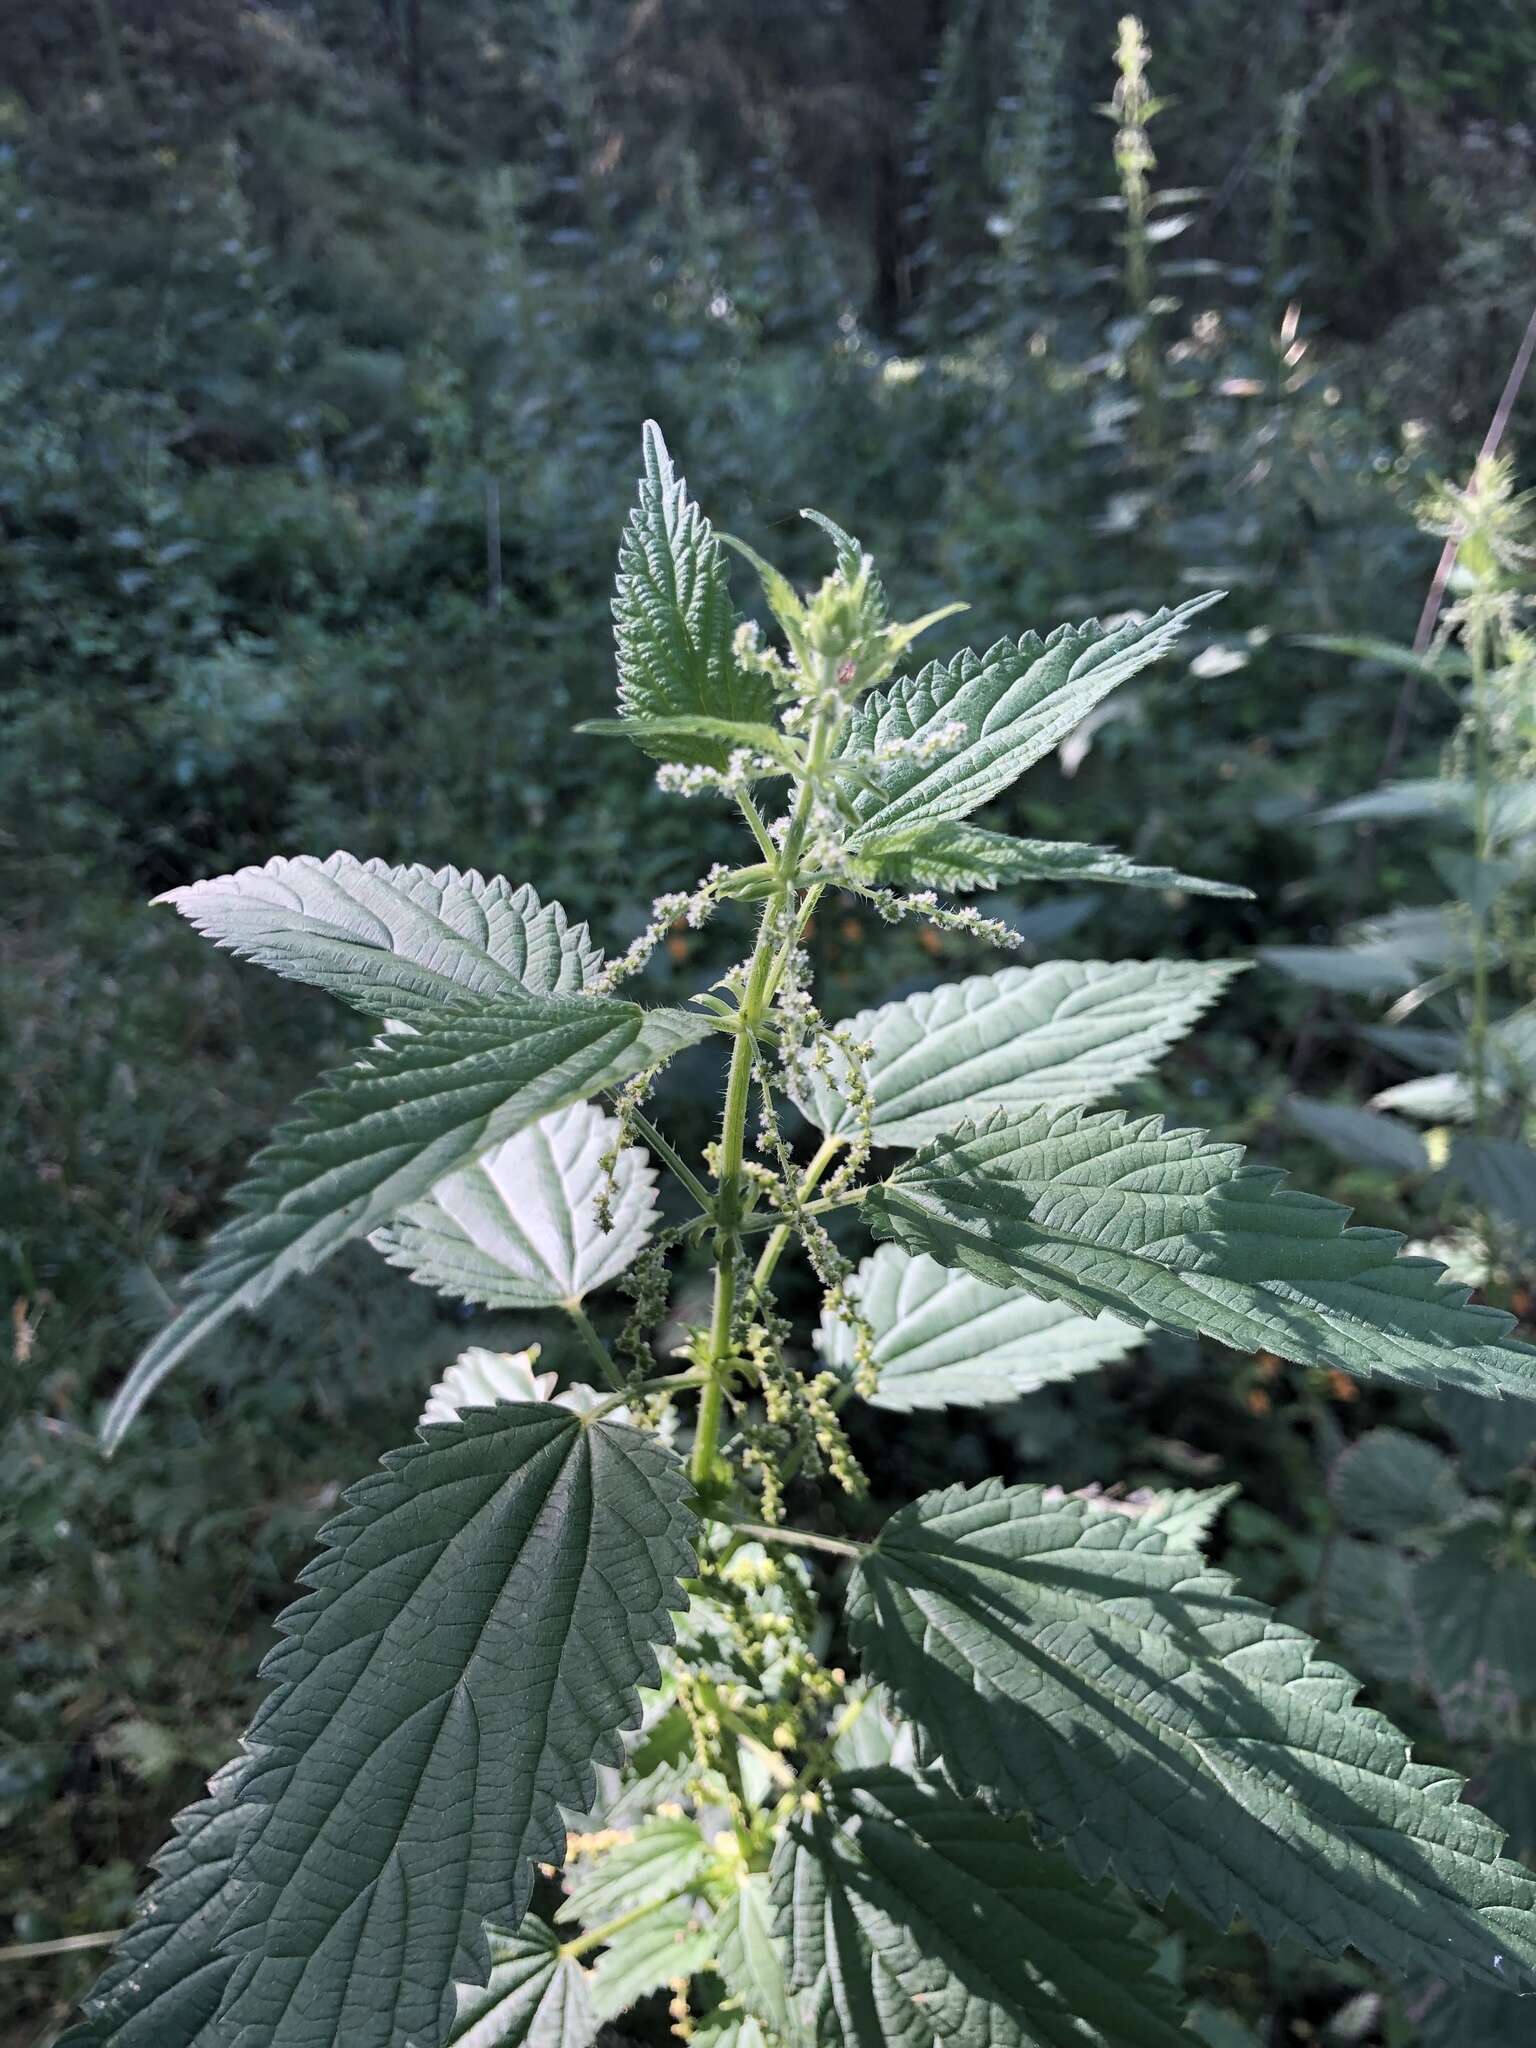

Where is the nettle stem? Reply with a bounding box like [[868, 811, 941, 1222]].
[[689, 707, 837, 1491], [749, 1133, 845, 1304], [1467, 608, 1494, 1137]]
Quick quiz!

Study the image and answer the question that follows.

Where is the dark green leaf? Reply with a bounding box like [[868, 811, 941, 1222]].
[[867, 1104, 1536, 1398], [214, 1404, 694, 2048], [837, 596, 1220, 843], [104, 994, 710, 1449], [850, 1479, 1536, 1985], [613, 421, 773, 767], [844, 820, 1249, 899], [772, 1766, 1191, 2046]]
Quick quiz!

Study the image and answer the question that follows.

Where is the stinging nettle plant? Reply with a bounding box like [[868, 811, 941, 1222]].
[[71, 424, 1536, 2047]]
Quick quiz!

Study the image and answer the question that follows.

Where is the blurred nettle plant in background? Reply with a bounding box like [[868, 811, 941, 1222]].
[[1274, 457, 1536, 1293], [65, 429, 1536, 2048]]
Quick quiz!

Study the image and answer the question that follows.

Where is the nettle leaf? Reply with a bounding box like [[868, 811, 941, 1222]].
[[844, 820, 1250, 899], [60, 1760, 260, 2047], [212, 1404, 695, 2048], [1284, 1096, 1429, 1175], [1314, 779, 1474, 828], [559, 1818, 713, 1928], [867, 1104, 1536, 1398], [714, 1872, 798, 2041], [1328, 1428, 1468, 1542], [446, 1917, 597, 2048], [693, 2016, 770, 2048], [104, 994, 709, 1450], [374, 1102, 658, 1310], [158, 855, 601, 1018], [587, 1898, 719, 2021], [1413, 1526, 1536, 1704], [1447, 1136, 1536, 1237], [578, 715, 798, 775], [1433, 1385, 1536, 1490], [819, 1246, 1142, 1413], [422, 1347, 560, 1424], [1258, 943, 1424, 997], [799, 959, 1243, 1148], [836, 594, 1219, 844], [849, 1479, 1536, 1986], [1322, 1538, 1422, 1687], [771, 1766, 1191, 2047], [613, 420, 773, 768], [1136, 1483, 1238, 1551], [1372, 1072, 1476, 1123]]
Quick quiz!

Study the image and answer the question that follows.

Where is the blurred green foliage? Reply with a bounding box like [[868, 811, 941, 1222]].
[[4, 3, 1536, 2042]]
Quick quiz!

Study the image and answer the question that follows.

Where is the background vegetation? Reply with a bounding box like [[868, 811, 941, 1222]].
[[5, 3, 1536, 2042]]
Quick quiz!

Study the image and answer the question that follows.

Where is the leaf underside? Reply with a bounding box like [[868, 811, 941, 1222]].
[[373, 1101, 658, 1309], [849, 1480, 1536, 1988], [446, 1916, 598, 2048], [772, 1766, 1191, 2047], [798, 958, 1243, 1147], [103, 994, 709, 1450], [819, 1246, 1142, 1413], [158, 855, 602, 1017], [867, 1102, 1536, 1398]]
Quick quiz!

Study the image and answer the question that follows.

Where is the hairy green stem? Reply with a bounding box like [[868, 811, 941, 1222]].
[[625, 1106, 716, 1218], [690, 906, 779, 1488], [748, 1134, 846, 1304], [689, 709, 838, 1490], [726, 1518, 867, 1560], [1468, 611, 1493, 1135], [566, 1303, 626, 1394], [557, 1891, 687, 1963]]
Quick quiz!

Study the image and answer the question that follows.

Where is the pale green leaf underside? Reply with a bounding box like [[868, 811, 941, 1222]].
[[714, 1873, 799, 2042], [692, 2018, 770, 2048], [422, 1347, 560, 1425], [613, 420, 773, 768], [837, 593, 1220, 843], [798, 958, 1243, 1147], [587, 1898, 719, 2021], [1284, 1097, 1429, 1175], [850, 1480, 1536, 1986], [1134, 1483, 1239, 1551], [213, 1405, 694, 2048], [103, 994, 710, 1451], [866, 1103, 1536, 1398], [374, 1102, 658, 1310], [771, 1767, 1191, 2047], [447, 1917, 597, 2048], [558, 1819, 712, 1929], [158, 855, 601, 1018], [1372, 1072, 1476, 1123], [819, 1246, 1143, 1413], [845, 820, 1250, 899]]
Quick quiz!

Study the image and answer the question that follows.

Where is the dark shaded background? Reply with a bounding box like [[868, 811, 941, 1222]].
[[4, 4, 1536, 2042]]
